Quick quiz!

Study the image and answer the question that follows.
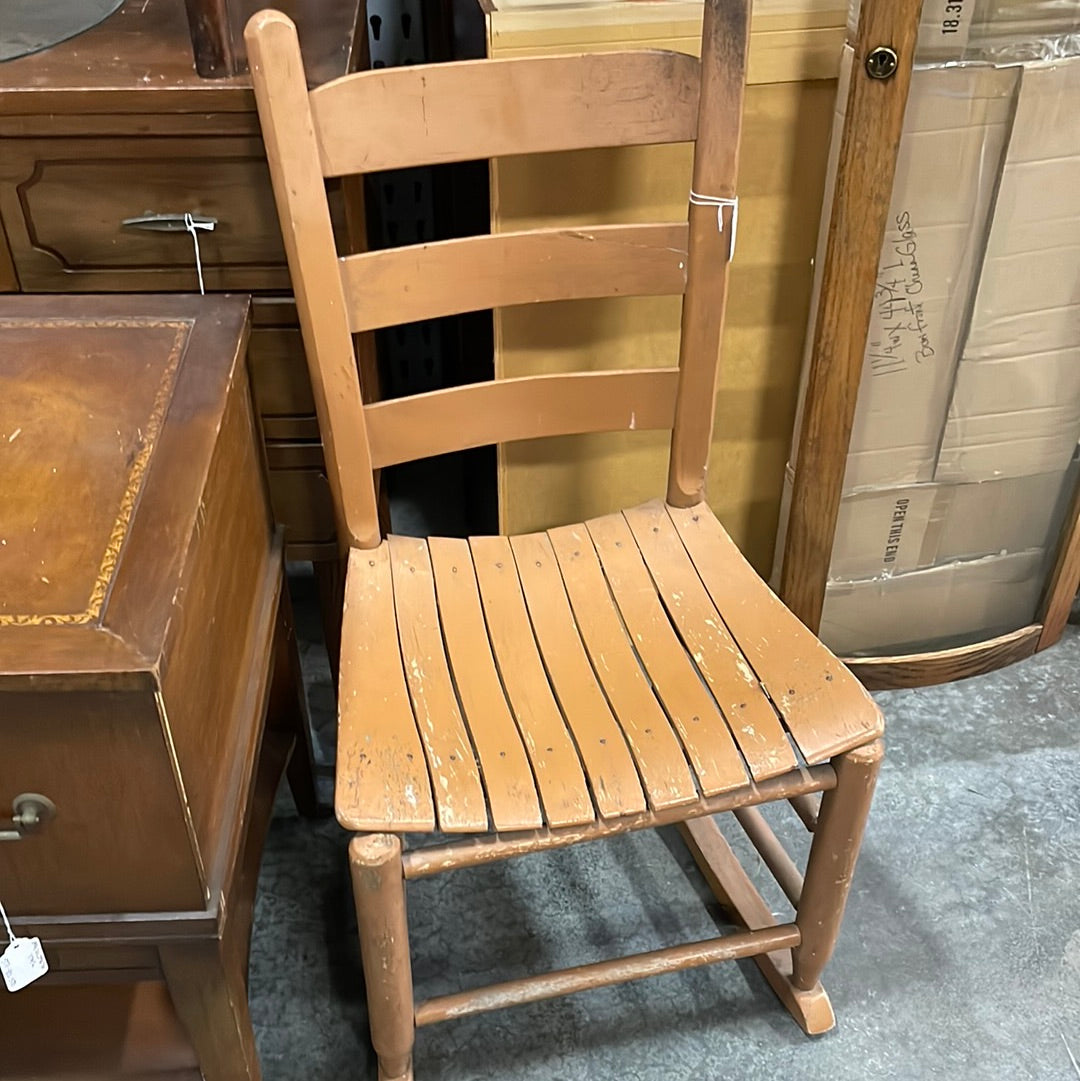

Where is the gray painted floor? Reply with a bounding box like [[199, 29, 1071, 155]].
[[251, 597, 1080, 1080]]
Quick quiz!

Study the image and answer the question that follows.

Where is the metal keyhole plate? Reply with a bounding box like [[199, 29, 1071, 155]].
[[866, 45, 899, 80]]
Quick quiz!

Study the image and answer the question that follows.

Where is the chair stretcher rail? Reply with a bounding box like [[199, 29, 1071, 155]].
[[414, 924, 801, 1026]]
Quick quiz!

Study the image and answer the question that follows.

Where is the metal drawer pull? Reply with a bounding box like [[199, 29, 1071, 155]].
[[0, 794, 56, 842], [121, 213, 218, 233], [121, 213, 217, 295]]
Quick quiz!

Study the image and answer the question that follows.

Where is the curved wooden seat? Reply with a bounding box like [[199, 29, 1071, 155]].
[[337, 500, 881, 834]]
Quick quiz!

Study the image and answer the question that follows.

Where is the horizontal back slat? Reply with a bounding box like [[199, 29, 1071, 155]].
[[310, 51, 701, 176], [340, 223, 689, 332], [365, 370, 679, 469]]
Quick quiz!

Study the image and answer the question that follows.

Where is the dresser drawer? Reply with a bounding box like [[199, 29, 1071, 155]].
[[0, 136, 290, 292], [1, 689, 205, 917], [248, 313, 320, 440]]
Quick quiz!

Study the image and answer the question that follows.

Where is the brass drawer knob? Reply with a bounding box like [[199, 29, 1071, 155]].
[[0, 794, 56, 842]]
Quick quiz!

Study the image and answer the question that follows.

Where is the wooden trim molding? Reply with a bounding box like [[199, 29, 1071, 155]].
[[844, 624, 1042, 690]]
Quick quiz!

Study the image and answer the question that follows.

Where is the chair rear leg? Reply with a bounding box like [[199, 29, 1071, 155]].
[[350, 835, 416, 1081], [792, 739, 883, 992]]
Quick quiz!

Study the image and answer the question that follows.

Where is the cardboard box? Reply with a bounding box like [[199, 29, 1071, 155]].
[[775, 464, 1072, 582], [789, 51, 1018, 489], [936, 59, 1080, 482], [820, 548, 1047, 655], [781, 41, 1080, 656], [792, 52, 1080, 494], [829, 469, 1070, 580], [849, 0, 1080, 62], [846, 60, 1018, 488]]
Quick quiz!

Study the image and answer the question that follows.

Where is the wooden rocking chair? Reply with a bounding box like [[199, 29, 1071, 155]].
[[247, 4, 884, 1075]]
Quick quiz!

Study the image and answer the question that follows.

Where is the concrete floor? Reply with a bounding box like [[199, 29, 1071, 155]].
[[250, 587, 1080, 1080]]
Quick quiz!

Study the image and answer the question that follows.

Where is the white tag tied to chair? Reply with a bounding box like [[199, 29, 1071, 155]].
[[688, 191, 739, 261]]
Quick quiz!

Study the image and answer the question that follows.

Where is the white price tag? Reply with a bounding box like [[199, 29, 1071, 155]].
[[1, 936, 48, 992]]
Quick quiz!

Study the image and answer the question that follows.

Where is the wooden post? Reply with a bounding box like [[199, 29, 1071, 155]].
[[184, 0, 237, 78], [792, 739, 883, 991], [350, 835, 415, 1081], [1038, 472, 1080, 649], [666, 0, 751, 507], [160, 940, 261, 1081], [779, 0, 924, 631]]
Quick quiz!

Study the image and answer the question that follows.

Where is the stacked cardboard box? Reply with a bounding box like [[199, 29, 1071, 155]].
[[849, 0, 1080, 62], [782, 44, 1080, 656]]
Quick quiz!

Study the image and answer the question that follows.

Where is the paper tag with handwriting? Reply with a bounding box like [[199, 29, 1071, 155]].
[[1, 936, 49, 992]]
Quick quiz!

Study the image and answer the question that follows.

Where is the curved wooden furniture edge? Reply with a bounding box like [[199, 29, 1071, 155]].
[[843, 624, 1042, 691]]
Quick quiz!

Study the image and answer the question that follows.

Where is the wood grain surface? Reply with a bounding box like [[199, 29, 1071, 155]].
[[779, 0, 924, 630], [311, 50, 701, 175]]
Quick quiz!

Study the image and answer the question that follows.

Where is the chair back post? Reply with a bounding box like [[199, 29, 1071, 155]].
[[246, 10, 382, 549], [666, 0, 752, 508]]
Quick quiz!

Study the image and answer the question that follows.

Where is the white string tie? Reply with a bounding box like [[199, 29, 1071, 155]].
[[688, 191, 739, 260], [0, 897, 13, 945], [184, 212, 213, 295]]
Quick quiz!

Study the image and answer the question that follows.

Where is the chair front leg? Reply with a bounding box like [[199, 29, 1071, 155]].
[[792, 739, 883, 992], [350, 834, 416, 1081]]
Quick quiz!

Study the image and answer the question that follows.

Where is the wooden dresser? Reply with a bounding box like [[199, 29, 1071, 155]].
[[0, 294, 312, 1081], [0, 0, 367, 567]]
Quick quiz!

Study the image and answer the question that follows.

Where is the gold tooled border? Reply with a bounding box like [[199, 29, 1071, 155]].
[[0, 318, 192, 627]]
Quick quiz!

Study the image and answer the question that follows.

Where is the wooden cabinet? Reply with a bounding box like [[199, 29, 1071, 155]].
[[0, 0, 366, 561], [0, 294, 309, 1080], [0, 295, 268, 918]]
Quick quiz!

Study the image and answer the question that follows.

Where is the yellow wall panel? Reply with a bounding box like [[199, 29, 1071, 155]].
[[488, 1, 841, 572]]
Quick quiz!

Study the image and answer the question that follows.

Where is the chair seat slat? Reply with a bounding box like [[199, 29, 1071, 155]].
[[428, 537, 545, 832], [509, 533, 647, 819], [547, 524, 700, 810], [337, 546, 436, 831], [666, 503, 883, 763], [387, 536, 490, 833], [585, 510, 750, 796], [469, 536, 595, 828], [622, 501, 798, 781]]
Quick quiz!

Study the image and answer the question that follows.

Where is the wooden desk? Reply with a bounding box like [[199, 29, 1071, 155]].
[[0, 294, 312, 1080]]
